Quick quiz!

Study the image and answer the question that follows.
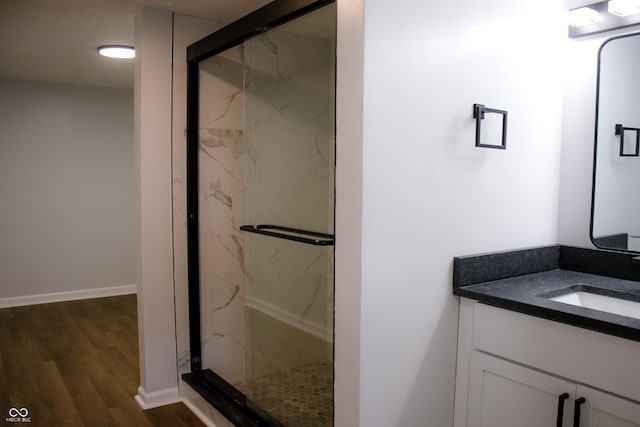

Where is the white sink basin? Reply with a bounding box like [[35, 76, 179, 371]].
[[550, 290, 640, 320]]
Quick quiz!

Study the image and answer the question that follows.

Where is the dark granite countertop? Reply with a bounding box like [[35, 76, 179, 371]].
[[453, 246, 640, 342]]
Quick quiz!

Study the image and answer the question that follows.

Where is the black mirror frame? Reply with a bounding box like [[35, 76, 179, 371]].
[[590, 31, 640, 254]]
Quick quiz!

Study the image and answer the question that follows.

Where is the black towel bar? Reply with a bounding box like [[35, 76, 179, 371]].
[[240, 225, 334, 246]]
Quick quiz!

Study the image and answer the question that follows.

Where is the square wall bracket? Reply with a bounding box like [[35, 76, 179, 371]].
[[615, 123, 640, 157], [473, 104, 508, 150]]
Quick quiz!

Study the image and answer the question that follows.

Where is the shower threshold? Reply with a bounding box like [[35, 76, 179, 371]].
[[183, 370, 284, 427], [182, 361, 333, 427]]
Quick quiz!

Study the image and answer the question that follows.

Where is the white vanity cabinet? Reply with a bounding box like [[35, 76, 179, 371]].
[[578, 385, 640, 427], [454, 298, 640, 427], [467, 351, 640, 427], [467, 351, 574, 426]]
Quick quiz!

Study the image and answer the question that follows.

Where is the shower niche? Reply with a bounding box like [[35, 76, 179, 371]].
[[183, 1, 336, 426]]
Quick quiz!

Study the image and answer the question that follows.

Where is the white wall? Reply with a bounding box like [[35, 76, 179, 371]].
[[334, 1, 364, 425], [0, 78, 135, 302], [134, 7, 179, 409], [336, 0, 566, 425]]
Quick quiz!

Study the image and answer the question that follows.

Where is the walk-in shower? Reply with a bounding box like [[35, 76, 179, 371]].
[[182, 1, 336, 426]]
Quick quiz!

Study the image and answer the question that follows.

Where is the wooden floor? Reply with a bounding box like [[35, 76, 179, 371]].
[[0, 294, 205, 426]]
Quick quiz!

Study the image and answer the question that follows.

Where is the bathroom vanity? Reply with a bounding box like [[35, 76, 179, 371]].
[[451, 25, 640, 427], [452, 246, 640, 427]]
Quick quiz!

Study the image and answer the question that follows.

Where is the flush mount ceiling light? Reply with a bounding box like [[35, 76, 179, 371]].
[[567, 6, 601, 26], [98, 45, 135, 59], [608, 0, 640, 16]]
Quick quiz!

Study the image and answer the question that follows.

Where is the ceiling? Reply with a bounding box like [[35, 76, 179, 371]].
[[0, 0, 272, 89]]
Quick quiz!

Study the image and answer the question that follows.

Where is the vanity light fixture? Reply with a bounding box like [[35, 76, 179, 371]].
[[608, 0, 640, 16], [569, 0, 640, 37], [567, 6, 601, 26], [97, 45, 135, 59]]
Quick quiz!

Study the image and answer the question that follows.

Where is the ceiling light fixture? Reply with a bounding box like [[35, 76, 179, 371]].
[[98, 45, 135, 59], [567, 6, 601, 26], [608, 0, 640, 16], [569, 0, 640, 37]]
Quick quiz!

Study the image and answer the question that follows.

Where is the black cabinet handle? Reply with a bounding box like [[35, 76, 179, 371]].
[[573, 397, 586, 427], [557, 393, 570, 427]]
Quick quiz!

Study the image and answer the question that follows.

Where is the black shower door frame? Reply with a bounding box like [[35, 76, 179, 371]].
[[182, 1, 335, 426]]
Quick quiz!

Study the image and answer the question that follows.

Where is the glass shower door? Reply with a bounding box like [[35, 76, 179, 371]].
[[190, 3, 335, 426], [197, 44, 247, 384], [240, 4, 335, 426]]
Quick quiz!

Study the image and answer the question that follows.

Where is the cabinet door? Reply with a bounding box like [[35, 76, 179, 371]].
[[468, 351, 574, 427], [576, 385, 640, 427]]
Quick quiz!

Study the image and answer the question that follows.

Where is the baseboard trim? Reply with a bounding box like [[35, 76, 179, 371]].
[[135, 386, 181, 410], [0, 284, 137, 308]]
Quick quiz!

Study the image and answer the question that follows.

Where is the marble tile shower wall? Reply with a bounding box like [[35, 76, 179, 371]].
[[171, 13, 335, 388], [243, 28, 335, 365], [197, 45, 247, 380]]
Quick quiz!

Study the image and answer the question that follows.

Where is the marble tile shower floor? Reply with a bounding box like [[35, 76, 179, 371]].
[[234, 361, 333, 427]]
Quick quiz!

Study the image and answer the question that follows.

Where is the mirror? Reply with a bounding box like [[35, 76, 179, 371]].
[[591, 32, 640, 253]]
